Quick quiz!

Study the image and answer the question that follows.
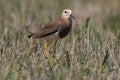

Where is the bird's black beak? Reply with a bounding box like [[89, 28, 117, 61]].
[[70, 15, 75, 19]]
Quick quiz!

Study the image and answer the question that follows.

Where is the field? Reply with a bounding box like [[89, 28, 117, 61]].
[[0, 0, 120, 80]]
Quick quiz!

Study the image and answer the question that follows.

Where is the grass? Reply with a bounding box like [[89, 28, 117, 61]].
[[0, 0, 120, 80]]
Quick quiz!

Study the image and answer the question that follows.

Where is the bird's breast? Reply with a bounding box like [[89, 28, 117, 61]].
[[58, 25, 72, 39]]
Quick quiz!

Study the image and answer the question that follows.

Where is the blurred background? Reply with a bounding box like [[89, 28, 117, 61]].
[[0, 0, 120, 33]]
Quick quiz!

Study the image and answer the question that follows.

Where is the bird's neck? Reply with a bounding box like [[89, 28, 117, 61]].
[[61, 16, 71, 24]]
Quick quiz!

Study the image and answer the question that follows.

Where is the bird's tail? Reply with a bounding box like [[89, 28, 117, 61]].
[[28, 34, 33, 38]]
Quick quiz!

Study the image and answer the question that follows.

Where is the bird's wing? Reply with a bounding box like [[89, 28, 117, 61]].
[[31, 18, 61, 39]]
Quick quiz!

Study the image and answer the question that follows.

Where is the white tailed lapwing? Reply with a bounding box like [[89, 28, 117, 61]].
[[28, 9, 75, 68]]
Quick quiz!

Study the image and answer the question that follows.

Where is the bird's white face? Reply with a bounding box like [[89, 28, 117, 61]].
[[62, 9, 74, 19]]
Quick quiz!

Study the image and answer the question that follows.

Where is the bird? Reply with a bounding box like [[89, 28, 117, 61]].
[[28, 9, 75, 67]]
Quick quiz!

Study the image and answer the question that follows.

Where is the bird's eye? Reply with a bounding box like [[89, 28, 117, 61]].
[[64, 11, 67, 13]]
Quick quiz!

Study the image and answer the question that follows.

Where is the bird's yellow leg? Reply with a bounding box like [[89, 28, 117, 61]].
[[53, 40, 57, 62], [43, 41, 53, 70], [44, 42, 49, 59]]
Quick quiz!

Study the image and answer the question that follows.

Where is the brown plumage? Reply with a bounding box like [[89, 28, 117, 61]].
[[27, 9, 75, 68], [28, 9, 74, 41]]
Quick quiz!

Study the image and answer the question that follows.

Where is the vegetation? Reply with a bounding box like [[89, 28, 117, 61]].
[[0, 0, 120, 80]]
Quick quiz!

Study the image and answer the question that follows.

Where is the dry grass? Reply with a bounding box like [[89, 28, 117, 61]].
[[0, 0, 120, 80]]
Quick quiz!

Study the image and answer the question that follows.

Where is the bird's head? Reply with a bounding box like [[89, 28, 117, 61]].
[[62, 9, 75, 19]]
